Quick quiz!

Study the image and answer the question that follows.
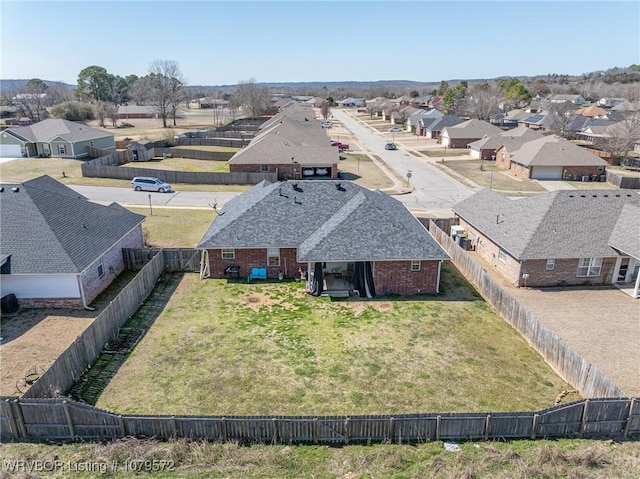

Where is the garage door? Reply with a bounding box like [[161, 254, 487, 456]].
[[532, 166, 563, 180], [0, 144, 22, 158]]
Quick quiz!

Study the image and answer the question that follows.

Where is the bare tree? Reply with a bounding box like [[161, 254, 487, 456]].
[[320, 99, 331, 119], [147, 60, 186, 128], [236, 78, 270, 119], [544, 102, 577, 138], [106, 102, 119, 128], [129, 76, 152, 106], [228, 94, 241, 122], [465, 83, 500, 121], [94, 101, 108, 127], [594, 112, 640, 163]]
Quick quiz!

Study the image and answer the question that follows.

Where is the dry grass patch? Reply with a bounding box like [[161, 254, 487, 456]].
[[437, 160, 546, 192], [338, 153, 395, 190], [122, 157, 230, 173], [127, 207, 215, 248], [96, 264, 574, 416]]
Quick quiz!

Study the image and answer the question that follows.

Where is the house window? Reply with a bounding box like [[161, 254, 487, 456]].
[[261, 164, 269, 172], [411, 260, 421, 271], [97, 257, 104, 278], [267, 248, 280, 267], [577, 257, 602, 277], [90, 141, 94, 147], [221, 249, 235, 260], [58, 145, 66, 155], [546, 259, 556, 271], [498, 249, 507, 263]]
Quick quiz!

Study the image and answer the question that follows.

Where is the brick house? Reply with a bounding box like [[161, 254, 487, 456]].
[[228, 104, 338, 181], [503, 135, 608, 180], [452, 188, 640, 291], [197, 180, 451, 297], [440, 119, 503, 148], [0, 176, 145, 308]]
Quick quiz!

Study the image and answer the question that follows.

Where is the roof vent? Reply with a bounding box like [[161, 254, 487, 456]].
[[278, 187, 289, 198], [336, 183, 345, 191], [0, 187, 3, 193], [11, 187, 19, 193], [292, 183, 302, 192], [293, 196, 301, 205]]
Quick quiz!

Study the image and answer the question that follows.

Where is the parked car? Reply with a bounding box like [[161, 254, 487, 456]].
[[330, 141, 349, 151], [389, 127, 402, 132], [384, 142, 398, 150], [131, 177, 172, 193], [322, 122, 332, 129]]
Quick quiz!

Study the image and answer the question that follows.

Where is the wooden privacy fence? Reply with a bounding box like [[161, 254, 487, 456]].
[[154, 147, 234, 161], [82, 164, 276, 185], [1, 397, 638, 443], [21, 252, 166, 399], [606, 170, 640, 189], [428, 221, 626, 399], [123, 248, 200, 272]]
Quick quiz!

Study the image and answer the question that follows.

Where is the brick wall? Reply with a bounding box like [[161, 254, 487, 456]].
[[495, 146, 511, 168], [208, 247, 304, 280], [561, 166, 605, 181], [509, 161, 531, 178], [19, 298, 84, 309], [230, 163, 338, 180], [373, 260, 440, 295], [80, 225, 145, 305], [520, 258, 617, 287]]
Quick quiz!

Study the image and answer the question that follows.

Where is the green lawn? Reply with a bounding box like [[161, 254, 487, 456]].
[[122, 157, 230, 173], [172, 145, 240, 153], [96, 264, 573, 416]]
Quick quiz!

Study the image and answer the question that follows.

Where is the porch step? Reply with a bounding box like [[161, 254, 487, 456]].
[[321, 289, 350, 298]]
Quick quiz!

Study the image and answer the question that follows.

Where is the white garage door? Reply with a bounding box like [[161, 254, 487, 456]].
[[0, 144, 22, 157], [532, 166, 563, 180]]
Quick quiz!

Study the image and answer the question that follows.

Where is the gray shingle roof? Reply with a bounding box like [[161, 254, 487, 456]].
[[442, 119, 503, 139], [453, 189, 640, 260], [197, 181, 450, 262], [0, 175, 144, 274], [425, 115, 464, 132], [5, 119, 113, 143], [510, 135, 608, 167], [609, 204, 640, 259]]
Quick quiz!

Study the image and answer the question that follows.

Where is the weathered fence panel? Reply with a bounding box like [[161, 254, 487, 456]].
[[606, 170, 640, 189], [428, 221, 626, 399], [154, 147, 235, 161], [1, 398, 637, 443], [123, 248, 200, 272], [22, 252, 165, 398]]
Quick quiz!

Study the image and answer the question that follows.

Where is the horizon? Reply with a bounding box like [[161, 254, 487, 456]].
[[1, 1, 638, 86]]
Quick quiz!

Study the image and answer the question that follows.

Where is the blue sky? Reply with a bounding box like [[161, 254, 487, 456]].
[[1, 1, 638, 86]]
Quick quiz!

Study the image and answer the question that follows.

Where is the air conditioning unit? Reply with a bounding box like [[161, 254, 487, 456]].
[[581, 176, 589, 182]]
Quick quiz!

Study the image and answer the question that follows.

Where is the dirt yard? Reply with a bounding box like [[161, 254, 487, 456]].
[[0, 310, 95, 396]]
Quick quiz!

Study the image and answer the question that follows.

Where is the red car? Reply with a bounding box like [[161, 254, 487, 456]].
[[330, 141, 349, 151]]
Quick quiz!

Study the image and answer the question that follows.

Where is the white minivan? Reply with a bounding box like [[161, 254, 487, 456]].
[[131, 177, 172, 193]]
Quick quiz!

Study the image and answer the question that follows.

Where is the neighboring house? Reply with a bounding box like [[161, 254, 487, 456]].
[[440, 119, 502, 148], [494, 127, 545, 169], [338, 98, 366, 107], [505, 135, 608, 180], [471, 127, 544, 161], [390, 106, 419, 125], [548, 94, 586, 104], [574, 105, 608, 117], [407, 109, 443, 134], [452, 188, 640, 290], [197, 180, 451, 297], [598, 98, 627, 108], [117, 104, 156, 119], [0, 175, 145, 308], [421, 115, 464, 138], [228, 104, 338, 180], [0, 118, 115, 158]]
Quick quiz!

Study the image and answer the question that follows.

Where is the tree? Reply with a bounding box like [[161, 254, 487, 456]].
[[409, 90, 420, 98], [436, 80, 449, 97], [320, 99, 331, 119], [466, 83, 500, 121], [76, 66, 114, 102], [544, 102, 577, 138], [236, 78, 270, 119], [129, 76, 152, 106], [594, 112, 640, 163], [499, 78, 531, 108], [14, 79, 49, 121], [147, 59, 186, 128], [49, 101, 94, 121], [442, 83, 467, 115], [530, 79, 551, 97]]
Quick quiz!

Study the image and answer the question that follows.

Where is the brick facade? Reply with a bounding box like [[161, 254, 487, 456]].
[[460, 219, 618, 287], [207, 248, 441, 295], [229, 163, 338, 181], [373, 260, 440, 295], [561, 165, 606, 182], [208, 247, 304, 280], [19, 298, 84, 309], [80, 225, 144, 305]]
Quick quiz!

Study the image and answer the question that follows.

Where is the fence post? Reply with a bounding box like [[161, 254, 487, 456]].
[[388, 417, 395, 444], [272, 418, 279, 444], [484, 414, 491, 441], [436, 415, 441, 441], [531, 414, 539, 439], [62, 401, 76, 439], [221, 417, 228, 442], [5, 399, 20, 439], [313, 418, 319, 445], [580, 399, 590, 437], [171, 416, 177, 439], [119, 415, 126, 437], [623, 398, 635, 438], [12, 399, 27, 439], [344, 417, 350, 445]]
